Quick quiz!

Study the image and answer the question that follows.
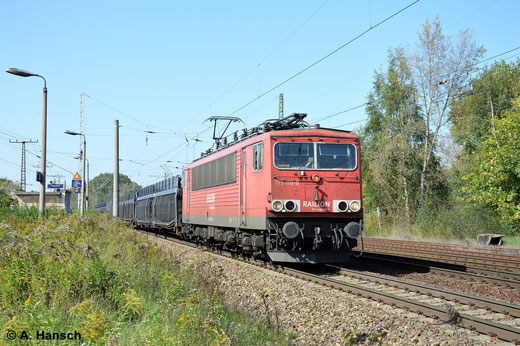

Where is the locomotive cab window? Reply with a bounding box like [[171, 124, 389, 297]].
[[317, 143, 356, 170], [252, 142, 264, 171], [274, 141, 357, 170], [274, 142, 314, 169]]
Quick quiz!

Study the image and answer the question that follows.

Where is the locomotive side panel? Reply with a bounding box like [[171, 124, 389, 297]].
[[183, 150, 241, 229]]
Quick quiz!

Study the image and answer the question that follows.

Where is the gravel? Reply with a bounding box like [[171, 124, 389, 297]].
[[140, 233, 511, 345]]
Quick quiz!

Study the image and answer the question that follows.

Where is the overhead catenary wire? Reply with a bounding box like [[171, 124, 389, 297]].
[[446, 0, 499, 30], [120, 125, 197, 136], [227, 0, 421, 117], [128, 126, 213, 177], [308, 46, 520, 127], [83, 93, 192, 135], [297, 22, 520, 124], [176, 0, 415, 154], [0, 126, 26, 139], [188, 0, 332, 127], [0, 157, 21, 169], [25, 150, 74, 175]]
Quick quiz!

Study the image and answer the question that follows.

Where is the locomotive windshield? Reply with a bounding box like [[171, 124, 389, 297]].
[[274, 142, 314, 169], [274, 142, 356, 170], [317, 143, 356, 169]]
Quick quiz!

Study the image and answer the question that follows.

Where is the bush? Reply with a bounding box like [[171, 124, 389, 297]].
[[415, 200, 513, 239], [0, 190, 15, 208]]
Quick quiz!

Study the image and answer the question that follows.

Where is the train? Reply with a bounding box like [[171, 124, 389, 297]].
[[95, 113, 363, 263]]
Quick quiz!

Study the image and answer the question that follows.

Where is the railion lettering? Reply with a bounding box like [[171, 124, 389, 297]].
[[302, 201, 330, 208]]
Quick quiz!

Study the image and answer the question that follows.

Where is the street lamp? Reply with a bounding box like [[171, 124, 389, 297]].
[[65, 130, 86, 216], [6, 68, 47, 218]]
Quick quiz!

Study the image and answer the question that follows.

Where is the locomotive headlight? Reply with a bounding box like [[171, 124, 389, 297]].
[[349, 200, 361, 212], [272, 200, 283, 212], [338, 201, 348, 212], [312, 174, 321, 182], [285, 200, 296, 212]]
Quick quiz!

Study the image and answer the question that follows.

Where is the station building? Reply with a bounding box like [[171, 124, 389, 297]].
[[11, 191, 71, 214]]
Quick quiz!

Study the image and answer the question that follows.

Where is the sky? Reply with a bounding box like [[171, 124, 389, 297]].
[[0, 0, 519, 191]]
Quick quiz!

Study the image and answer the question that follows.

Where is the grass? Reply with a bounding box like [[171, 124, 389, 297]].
[[363, 206, 519, 248], [0, 208, 290, 345], [502, 235, 520, 247]]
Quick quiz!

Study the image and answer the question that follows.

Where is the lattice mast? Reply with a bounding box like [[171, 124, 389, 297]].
[[9, 139, 38, 191]]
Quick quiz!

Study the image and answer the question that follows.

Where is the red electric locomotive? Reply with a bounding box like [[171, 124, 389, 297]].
[[181, 113, 363, 263]]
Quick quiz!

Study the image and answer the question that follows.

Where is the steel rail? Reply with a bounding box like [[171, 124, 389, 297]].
[[364, 238, 520, 256], [362, 246, 520, 271], [362, 239, 520, 270], [282, 267, 520, 343], [328, 265, 520, 317], [351, 252, 520, 289], [355, 251, 520, 283]]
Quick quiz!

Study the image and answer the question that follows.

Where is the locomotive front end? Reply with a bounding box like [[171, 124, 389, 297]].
[[266, 130, 363, 263]]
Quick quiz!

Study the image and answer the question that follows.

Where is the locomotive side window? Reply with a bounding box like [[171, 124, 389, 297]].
[[274, 142, 314, 169], [317, 143, 356, 170], [252, 142, 263, 171], [192, 152, 236, 190]]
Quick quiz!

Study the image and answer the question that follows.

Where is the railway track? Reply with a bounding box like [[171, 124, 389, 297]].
[[286, 265, 520, 343], [361, 237, 520, 273], [139, 230, 520, 343], [351, 251, 520, 290], [364, 237, 520, 256]]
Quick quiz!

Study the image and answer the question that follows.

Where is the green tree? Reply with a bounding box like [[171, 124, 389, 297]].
[[410, 17, 485, 204], [86, 173, 141, 207], [363, 48, 423, 223], [461, 98, 520, 230], [0, 178, 18, 208], [451, 59, 520, 155]]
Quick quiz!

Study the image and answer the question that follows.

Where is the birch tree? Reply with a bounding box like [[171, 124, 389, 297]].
[[411, 17, 485, 203], [363, 49, 423, 222]]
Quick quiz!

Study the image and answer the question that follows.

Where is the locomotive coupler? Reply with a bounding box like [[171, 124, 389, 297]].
[[312, 226, 322, 250]]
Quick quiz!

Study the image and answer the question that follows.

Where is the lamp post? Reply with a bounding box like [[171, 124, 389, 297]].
[[86, 159, 89, 210], [113, 120, 119, 217], [65, 130, 86, 216], [6, 68, 47, 218]]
